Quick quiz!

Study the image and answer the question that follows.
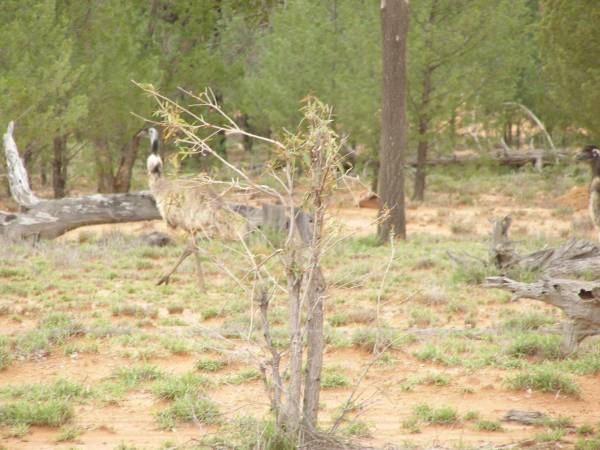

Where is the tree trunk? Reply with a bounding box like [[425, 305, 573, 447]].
[[377, 0, 409, 242], [95, 139, 115, 193], [52, 135, 67, 198], [413, 73, 432, 202], [22, 144, 34, 188], [302, 266, 325, 429], [40, 157, 48, 187], [112, 133, 142, 193]]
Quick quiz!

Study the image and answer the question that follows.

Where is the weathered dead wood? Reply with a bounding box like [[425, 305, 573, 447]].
[[484, 276, 600, 352], [408, 148, 567, 168], [0, 192, 162, 240], [489, 216, 518, 268], [3, 122, 41, 208], [502, 410, 547, 426], [488, 215, 600, 277]]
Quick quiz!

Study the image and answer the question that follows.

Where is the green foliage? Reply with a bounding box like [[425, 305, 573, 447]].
[[540, 0, 600, 140]]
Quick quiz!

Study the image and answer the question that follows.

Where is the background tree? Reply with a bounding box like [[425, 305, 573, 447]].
[[408, 0, 529, 201], [0, 0, 88, 198], [539, 0, 600, 142], [377, 0, 409, 242]]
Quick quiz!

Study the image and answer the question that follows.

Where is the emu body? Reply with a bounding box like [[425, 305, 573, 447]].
[[143, 127, 234, 289], [576, 145, 600, 240]]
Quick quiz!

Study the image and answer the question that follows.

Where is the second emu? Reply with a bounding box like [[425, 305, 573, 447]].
[[576, 144, 600, 241]]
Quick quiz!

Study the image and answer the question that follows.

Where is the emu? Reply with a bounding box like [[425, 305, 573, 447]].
[[576, 144, 600, 240], [141, 127, 233, 289]]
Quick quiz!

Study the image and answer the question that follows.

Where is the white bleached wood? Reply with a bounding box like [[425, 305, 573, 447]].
[[3, 121, 41, 208]]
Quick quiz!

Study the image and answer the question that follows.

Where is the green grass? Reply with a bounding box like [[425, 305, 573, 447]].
[[535, 429, 564, 443], [196, 357, 226, 372], [151, 372, 210, 401], [321, 371, 349, 389], [0, 399, 73, 427], [504, 368, 580, 396], [576, 436, 600, 450], [506, 334, 563, 360], [412, 403, 459, 425], [501, 310, 555, 331], [114, 364, 164, 388], [155, 396, 220, 429], [0, 379, 91, 402], [223, 368, 261, 385], [56, 425, 83, 442], [474, 419, 504, 432]]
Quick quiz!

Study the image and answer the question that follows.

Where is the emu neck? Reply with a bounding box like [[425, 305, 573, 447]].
[[151, 137, 159, 154]]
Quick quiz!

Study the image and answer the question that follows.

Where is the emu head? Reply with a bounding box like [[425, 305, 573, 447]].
[[138, 127, 160, 153], [576, 144, 600, 162]]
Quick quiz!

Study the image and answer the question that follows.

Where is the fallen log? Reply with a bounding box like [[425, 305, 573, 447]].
[[0, 192, 162, 240], [407, 148, 568, 168], [483, 276, 600, 353]]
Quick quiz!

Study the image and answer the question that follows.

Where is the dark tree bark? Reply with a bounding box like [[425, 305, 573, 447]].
[[112, 133, 142, 193], [377, 0, 409, 242], [413, 68, 433, 202], [52, 135, 68, 198], [94, 139, 115, 193], [22, 143, 34, 188], [40, 158, 48, 186]]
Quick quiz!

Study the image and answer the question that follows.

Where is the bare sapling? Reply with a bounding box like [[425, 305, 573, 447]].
[[139, 84, 346, 446]]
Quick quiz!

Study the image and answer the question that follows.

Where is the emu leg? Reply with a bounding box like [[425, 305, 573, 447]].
[[190, 234, 206, 291], [157, 245, 194, 286], [193, 251, 205, 291]]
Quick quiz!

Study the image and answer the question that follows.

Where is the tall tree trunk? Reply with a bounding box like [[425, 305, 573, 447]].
[[40, 158, 48, 187], [22, 144, 34, 188], [413, 68, 433, 202], [52, 135, 67, 199], [95, 139, 115, 193], [112, 134, 141, 193], [377, 0, 409, 242], [239, 114, 254, 153]]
